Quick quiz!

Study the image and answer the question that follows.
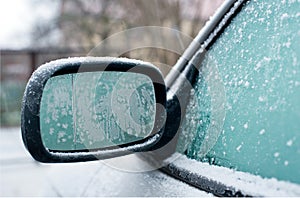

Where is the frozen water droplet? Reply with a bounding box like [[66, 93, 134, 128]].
[[258, 96, 267, 102], [244, 81, 250, 88], [236, 145, 242, 152], [62, 124, 68, 129], [259, 129, 265, 135], [281, 13, 289, 20], [286, 139, 293, 146]]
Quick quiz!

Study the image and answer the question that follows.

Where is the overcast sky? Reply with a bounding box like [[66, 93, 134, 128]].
[[0, 0, 58, 49]]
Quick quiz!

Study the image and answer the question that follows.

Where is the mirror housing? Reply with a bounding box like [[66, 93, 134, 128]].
[[21, 57, 166, 163]]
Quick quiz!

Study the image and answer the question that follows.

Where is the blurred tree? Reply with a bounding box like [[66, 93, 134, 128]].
[[31, 0, 223, 72]]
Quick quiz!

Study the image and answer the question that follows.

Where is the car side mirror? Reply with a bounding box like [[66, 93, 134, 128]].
[[21, 57, 166, 163]]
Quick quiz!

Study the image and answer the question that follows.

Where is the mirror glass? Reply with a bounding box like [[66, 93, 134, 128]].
[[40, 71, 156, 151]]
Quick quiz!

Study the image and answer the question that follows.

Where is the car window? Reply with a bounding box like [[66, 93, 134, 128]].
[[177, 0, 300, 184]]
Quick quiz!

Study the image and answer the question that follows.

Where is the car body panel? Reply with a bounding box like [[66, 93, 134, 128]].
[[44, 154, 211, 197]]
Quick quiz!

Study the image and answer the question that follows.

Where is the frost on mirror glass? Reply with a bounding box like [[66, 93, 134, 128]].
[[178, 0, 300, 184], [40, 71, 156, 150]]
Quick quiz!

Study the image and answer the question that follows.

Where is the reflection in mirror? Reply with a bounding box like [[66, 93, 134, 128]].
[[40, 72, 156, 151]]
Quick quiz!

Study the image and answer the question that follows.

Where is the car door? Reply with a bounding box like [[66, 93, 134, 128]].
[[160, 0, 300, 196]]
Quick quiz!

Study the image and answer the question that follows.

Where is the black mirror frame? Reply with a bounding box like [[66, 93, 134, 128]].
[[21, 57, 166, 163]]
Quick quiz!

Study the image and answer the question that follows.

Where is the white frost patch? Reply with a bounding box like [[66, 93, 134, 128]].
[[274, 152, 280, 158], [236, 144, 242, 152], [258, 96, 267, 102], [284, 161, 289, 166], [286, 139, 293, 147], [259, 129, 265, 135], [281, 13, 289, 20], [57, 131, 66, 139], [49, 128, 54, 135], [165, 153, 300, 197], [263, 56, 271, 62], [62, 124, 68, 129], [284, 40, 291, 48]]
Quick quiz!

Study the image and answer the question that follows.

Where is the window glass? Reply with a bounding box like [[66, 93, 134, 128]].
[[178, 0, 300, 184], [40, 72, 155, 150]]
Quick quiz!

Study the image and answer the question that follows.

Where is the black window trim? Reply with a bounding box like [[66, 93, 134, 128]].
[[153, 0, 247, 157], [156, 0, 250, 196], [165, 0, 246, 89]]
